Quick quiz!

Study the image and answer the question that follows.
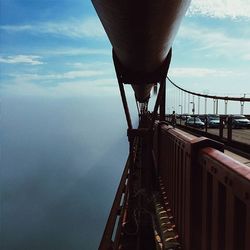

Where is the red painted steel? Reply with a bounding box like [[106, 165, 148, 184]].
[[99, 138, 139, 250], [153, 122, 250, 250], [99, 156, 130, 250], [92, 0, 190, 102], [91, 0, 190, 73], [200, 148, 250, 250]]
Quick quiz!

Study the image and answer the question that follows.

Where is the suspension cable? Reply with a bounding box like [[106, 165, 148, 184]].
[[167, 76, 250, 102]]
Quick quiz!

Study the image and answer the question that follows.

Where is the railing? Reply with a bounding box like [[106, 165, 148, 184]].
[[199, 147, 250, 250], [165, 114, 250, 155], [99, 137, 139, 250], [99, 156, 130, 250], [153, 123, 250, 250]]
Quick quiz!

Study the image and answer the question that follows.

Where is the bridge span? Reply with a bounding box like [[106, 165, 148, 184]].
[[99, 118, 250, 250], [91, 1, 250, 249]]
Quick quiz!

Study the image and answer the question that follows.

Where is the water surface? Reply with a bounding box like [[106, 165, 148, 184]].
[[1, 95, 131, 250]]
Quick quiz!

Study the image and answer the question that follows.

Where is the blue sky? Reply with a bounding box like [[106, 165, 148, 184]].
[[1, 0, 250, 113]]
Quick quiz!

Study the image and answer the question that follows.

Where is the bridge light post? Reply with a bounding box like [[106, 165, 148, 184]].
[[198, 96, 200, 115], [190, 102, 195, 115], [240, 101, 244, 115], [184, 92, 186, 114], [216, 99, 219, 115], [179, 104, 183, 115], [205, 97, 207, 115], [225, 99, 228, 115], [240, 94, 246, 115]]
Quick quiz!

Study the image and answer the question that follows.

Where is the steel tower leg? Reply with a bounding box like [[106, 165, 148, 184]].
[[117, 78, 133, 130], [159, 79, 166, 121]]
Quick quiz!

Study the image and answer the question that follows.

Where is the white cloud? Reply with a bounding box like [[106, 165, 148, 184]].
[[48, 48, 110, 56], [0, 17, 105, 38], [189, 0, 250, 18], [0, 55, 43, 65], [167, 67, 250, 97], [169, 67, 239, 78], [63, 70, 103, 79], [1, 78, 118, 97], [1, 24, 33, 32], [67, 61, 112, 68], [177, 24, 250, 60], [8, 70, 106, 82], [66, 62, 114, 74], [242, 53, 250, 60]]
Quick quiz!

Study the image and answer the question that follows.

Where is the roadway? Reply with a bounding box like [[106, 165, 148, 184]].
[[224, 150, 250, 167], [207, 128, 250, 145], [172, 119, 250, 166], [176, 119, 250, 145], [174, 126, 250, 167]]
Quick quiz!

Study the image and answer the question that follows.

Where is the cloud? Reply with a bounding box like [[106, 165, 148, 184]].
[[45, 48, 110, 56], [242, 53, 250, 60], [169, 67, 239, 78], [0, 17, 105, 38], [167, 67, 250, 97], [2, 48, 111, 59], [66, 62, 114, 74], [0, 78, 118, 98], [59, 70, 106, 79], [177, 24, 250, 60], [2, 58, 115, 83], [0, 55, 43, 65], [189, 0, 250, 18], [8, 70, 107, 82]]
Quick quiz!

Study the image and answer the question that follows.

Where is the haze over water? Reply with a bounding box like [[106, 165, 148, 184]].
[[1, 95, 134, 250]]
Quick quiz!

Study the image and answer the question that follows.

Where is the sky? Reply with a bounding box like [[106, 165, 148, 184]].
[[0, 1, 250, 250], [0, 0, 250, 114]]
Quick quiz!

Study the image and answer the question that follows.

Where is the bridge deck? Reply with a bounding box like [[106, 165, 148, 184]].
[[225, 150, 250, 167], [99, 120, 250, 250], [173, 127, 250, 167]]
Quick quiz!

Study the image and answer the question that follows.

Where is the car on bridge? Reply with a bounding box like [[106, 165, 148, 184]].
[[231, 115, 250, 129], [199, 114, 222, 128], [185, 117, 205, 129], [180, 114, 191, 120], [207, 119, 221, 128]]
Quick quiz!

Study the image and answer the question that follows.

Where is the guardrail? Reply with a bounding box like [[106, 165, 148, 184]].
[[165, 114, 250, 156], [99, 137, 139, 250], [153, 123, 250, 250]]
